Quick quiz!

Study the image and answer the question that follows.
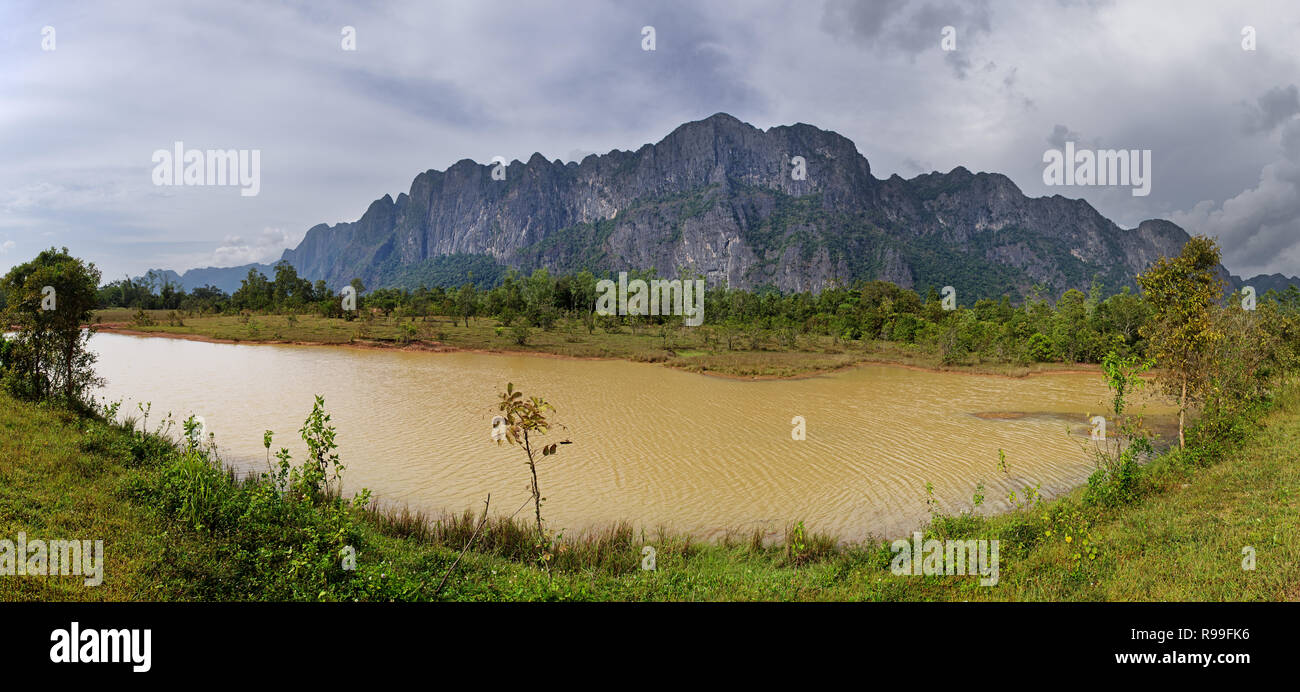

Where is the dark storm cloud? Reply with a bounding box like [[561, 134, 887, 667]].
[[820, 0, 909, 41], [1170, 84, 1300, 274], [1241, 85, 1300, 135], [821, 0, 992, 78], [1172, 114, 1300, 275], [1046, 125, 1080, 150]]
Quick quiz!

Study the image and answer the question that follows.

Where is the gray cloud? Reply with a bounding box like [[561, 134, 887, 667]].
[[820, 0, 909, 42], [334, 67, 494, 130], [1045, 124, 1103, 152], [1170, 116, 1300, 276], [821, 0, 992, 78], [3, 0, 1300, 279], [1046, 125, 1080, 150], [1169, 85, 1300, 275], [1241, 85, 1300, 135]]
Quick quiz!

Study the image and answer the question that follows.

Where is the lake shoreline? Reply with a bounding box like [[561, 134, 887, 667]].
[[91, 323, 1102, 381], [7, 373, 1293, 601], [88, 328, 1148, 544]]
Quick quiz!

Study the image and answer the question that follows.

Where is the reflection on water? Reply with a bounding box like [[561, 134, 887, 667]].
[[89, 332, 1174, 540]]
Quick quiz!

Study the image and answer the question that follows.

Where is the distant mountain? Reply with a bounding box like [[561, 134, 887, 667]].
[[131, 269, 182, 289], [134, 263, 276, 295], [158, 113, 1298, 300], [1232, 273, 1300, 297]]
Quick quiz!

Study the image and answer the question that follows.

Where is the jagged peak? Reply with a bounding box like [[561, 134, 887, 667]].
[[362, 194, 395, 217], [1135, 218, 1185, 234], [657, 112, 758, 144], [691, 111, 748, 128]]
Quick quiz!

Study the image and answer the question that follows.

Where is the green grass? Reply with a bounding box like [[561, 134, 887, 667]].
[[92, 309, 1094, 379], [0, 396, 167, 600], [2, 378, 1297, 601]]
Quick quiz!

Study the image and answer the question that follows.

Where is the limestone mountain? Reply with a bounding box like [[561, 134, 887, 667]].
[[211, 113, 1289, 299]]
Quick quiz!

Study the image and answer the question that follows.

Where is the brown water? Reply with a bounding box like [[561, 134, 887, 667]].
[[89, 332, 1170, 541]]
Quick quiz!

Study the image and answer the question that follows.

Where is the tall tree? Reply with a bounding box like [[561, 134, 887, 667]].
[[1, 247, 103, 402], [1135, 236, 1225, 447]]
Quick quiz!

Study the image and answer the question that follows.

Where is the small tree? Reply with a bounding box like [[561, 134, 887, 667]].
[[1100, 351, 1152, 420], [1085, 351, 1154, 506], [299, 395, 344, 500], [492, 383, 568, 536], [456, 282, 478, 327]]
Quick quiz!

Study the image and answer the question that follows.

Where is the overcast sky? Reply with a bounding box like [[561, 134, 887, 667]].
[[3, 0, 1300, 281]]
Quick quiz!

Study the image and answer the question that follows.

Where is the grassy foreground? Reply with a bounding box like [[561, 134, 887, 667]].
[[93, 308, 1093, 379], [2, 377, 1297, 601]]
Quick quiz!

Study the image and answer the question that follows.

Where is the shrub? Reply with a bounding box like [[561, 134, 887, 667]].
[[511, 324, 531, 346]]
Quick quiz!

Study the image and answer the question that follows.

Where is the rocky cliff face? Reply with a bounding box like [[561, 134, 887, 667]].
[[277, 113, 1241, 298]]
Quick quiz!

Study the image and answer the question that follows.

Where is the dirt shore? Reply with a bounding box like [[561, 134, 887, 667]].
[[91, 323, 1103, 380]]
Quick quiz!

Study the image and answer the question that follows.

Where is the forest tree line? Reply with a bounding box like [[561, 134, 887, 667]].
[[85, 257, 1300, 367]]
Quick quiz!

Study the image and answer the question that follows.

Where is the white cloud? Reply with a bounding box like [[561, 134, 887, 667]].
[[209, 227, 303, 268]]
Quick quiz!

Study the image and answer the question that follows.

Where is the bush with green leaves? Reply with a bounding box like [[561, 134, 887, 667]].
[[125, 395, 389, 600], [1083, 351, 1154, 507]]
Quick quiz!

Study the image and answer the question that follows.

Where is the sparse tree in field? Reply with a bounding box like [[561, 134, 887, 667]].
[[456, 282, 477, 327], [511, 323, 530, 345], [492, 383, 569, 536], [1135, 236, 1225, 448]]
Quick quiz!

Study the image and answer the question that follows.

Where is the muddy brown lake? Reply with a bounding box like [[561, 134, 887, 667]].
[[89, 332, 1174, 541]]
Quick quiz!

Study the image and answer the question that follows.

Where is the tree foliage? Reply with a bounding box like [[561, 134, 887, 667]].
[[1136, 236, 1225, 447], [1, 247, 103, 403]]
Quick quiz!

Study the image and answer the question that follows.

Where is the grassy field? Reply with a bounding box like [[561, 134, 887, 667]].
[[3, 376, 1296, 601], [92, 308, 1094, 379]]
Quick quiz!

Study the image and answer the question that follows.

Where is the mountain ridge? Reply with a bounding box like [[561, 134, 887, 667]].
[[161, 113, 1299, 299], [131, 263, 278, 295]]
